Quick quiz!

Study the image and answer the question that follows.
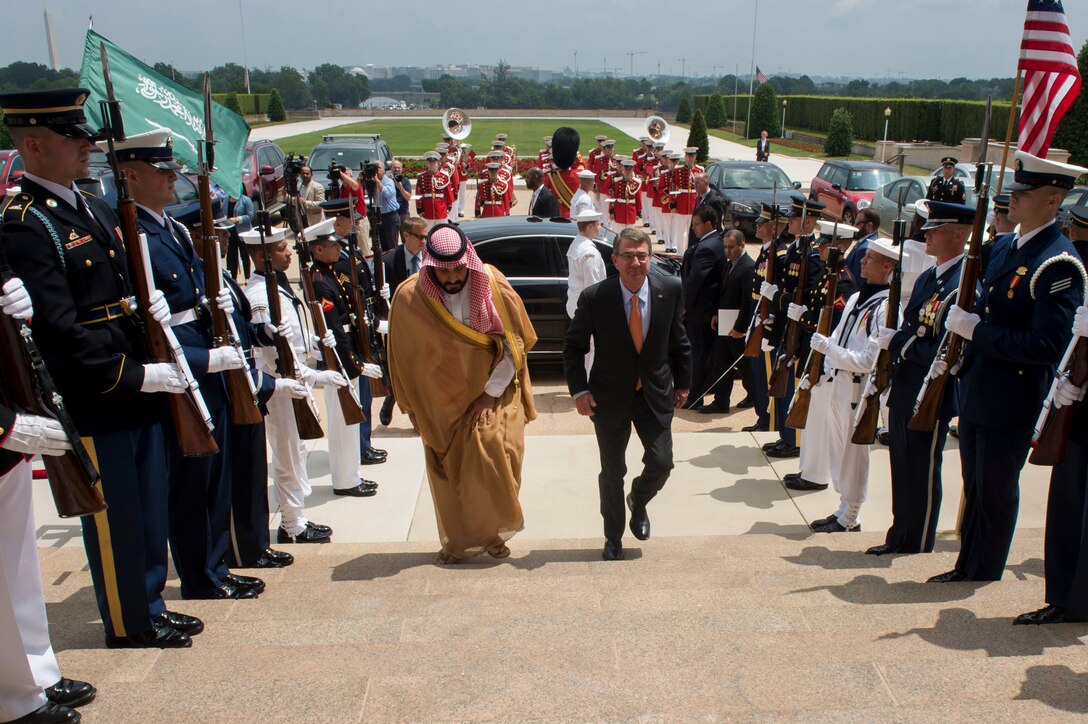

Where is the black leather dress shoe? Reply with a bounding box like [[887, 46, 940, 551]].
[[761, 439, 784, 452], [949, 424, 959, 439], [602, 540, 625, 560], [742, 423, 766, 432], [306, 520, 332, 534], [1014, 604, 1067, 625], [45, 679, 96, 709], [156, 611, 204, 635], [785, 477, 828, 491], [783, 472, 801, 482], [368, 447, 387, 458], [697, 401, 730, 414], [811, 518, 861, 533], [360, 448, 386, 465], [211, 582, 258, 600], [927, 569, 970, 583], [10, 702, 80, 723], [876, 428, 890, 446], [277, 524, 332, 544], [379, 396, 396, 426], [627, 493, 650, 541], [736, 396, 755, 409], [865, 544, 898, 556], [333, 482, 378, 497], [810, 513, 838, 529], [224, 573, 266, 595], [765, 442, 801, 459], [254, 547, 294, 568], [105, 623, 191, 649]]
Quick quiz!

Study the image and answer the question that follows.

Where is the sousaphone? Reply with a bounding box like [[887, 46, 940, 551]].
[[645, 116, 670, 145], [442, 108, 472, 140]]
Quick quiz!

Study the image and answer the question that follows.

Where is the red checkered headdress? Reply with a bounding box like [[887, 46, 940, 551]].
[[419, 223, 504, 335]]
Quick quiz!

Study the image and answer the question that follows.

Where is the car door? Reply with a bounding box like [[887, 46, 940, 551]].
[[257, 145, 284, 203], [817, 166, 848, 220]]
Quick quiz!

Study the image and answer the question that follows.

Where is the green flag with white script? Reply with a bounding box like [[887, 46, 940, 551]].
[[78, 29, 249, 197]]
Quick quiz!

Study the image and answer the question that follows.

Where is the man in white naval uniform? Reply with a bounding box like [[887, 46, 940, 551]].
[[241, 225, 343, 544], [570, 170, 597, 219], [566, 209, 607, 374], [807, 236, 902, 533]]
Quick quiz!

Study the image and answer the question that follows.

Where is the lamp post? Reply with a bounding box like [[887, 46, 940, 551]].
[[881, 106, 892, 163], [781, 99, 788, 139]]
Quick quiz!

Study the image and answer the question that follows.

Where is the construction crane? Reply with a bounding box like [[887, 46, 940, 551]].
[[626, 50, 647, 78]]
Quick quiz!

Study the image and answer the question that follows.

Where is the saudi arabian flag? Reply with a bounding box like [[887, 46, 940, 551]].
[[78, 29, 249, 197]]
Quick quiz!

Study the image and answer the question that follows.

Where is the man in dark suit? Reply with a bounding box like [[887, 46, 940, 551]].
[[688, 173, 726, 247], [682, 205, 726, 410], [756, 130, 771, 162], [564, 228, 691, 561], [525, 167, 561, 218], [384, 215, 427, 294], [708, 230, 756, 412]]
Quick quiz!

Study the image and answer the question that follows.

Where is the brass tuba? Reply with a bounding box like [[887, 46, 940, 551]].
[[442, 108, 472, 140], [645, 116, 670, 145]]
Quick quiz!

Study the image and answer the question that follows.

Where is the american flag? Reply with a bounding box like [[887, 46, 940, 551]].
[[755, 67, 769, 85], [1017, 0, 1081, 156]]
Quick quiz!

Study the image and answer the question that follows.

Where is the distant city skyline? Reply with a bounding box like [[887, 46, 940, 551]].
[[2, 0, 1085, 83]]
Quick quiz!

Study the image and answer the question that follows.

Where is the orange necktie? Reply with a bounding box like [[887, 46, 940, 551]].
[[630, 296, 643, 389]]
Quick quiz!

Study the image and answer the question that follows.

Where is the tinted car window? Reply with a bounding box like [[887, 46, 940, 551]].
[[817, 164, 834, 181], [174, 173, 198, 205], [10, 155, 23, 174], [718, 165, 792, 189], [848, 169, 899, 192], [257, 146, 277, 169], [905, 180, 924, 204], [309, 147, 378, 172], [475, 236, 553, 278], [242, 150, 255, 175]]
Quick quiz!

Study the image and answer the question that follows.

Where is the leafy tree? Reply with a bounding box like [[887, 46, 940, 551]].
[[309, 64, 369, 108], [705, 92, 726, 129], [749, 82, 780, 137], [267, 89, 286, 122], [1053, 40, 1088, 166], [223, 92, 242, 115], [208, 63, 248, 93], [825, 107, 854, 157], [0, 115, 11, 149], [687, 109, 710, 163], [675, 96, 692, 123]]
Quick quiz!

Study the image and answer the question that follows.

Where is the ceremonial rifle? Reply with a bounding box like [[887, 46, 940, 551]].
[[768, 201, 812, 398], [98, 43, 218, 456], [0, 249, 105, 517], [744, 180, 777, 358], [1030, 320, 1088, 465], [786, 246, 843, 429], [345, 200, 389, 398], [851, 188, 907, 444], [910, 99, 992, 432], [197, 74, 261, 425]]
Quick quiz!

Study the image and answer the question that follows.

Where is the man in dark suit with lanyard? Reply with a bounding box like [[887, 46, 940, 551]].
[[385, 215, 428, 295], [564, 228, 691, 561], [681, 205, 726, 410]]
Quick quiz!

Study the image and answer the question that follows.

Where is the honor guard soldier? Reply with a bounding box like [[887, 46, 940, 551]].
[[610, 160, 643, 231], [475, 162, 508, 218], [587, 135, 607, 174], [566, 209, 607, 374], [0, 88, 203, 648], [307, 219, 382, 497], [632, 136, 651, 175], [544, 127, 583, 218], [437, 143, 460, 223], [593, 140, 616, 220], [656, 152, 677, 251], [670, 147, 703, 255], [867, 201, 970, 555], [496, 152, 516, 213], [989, 193, 1015, 238], [743, 202, 789, 433], [930, 151, 1088, 584], [416, 151, 451, 230], [105, 130, 264, 601], [642, 143, 661, 232], [455, 140, 472, 219], [570, 169, 597, 218], [927, 157, 967, 204]]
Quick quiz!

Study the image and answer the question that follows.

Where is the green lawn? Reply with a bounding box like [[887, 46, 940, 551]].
[[271, 118, 642, 158]]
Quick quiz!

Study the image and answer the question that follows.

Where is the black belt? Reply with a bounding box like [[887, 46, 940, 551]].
[[76, 299, 134, 326]]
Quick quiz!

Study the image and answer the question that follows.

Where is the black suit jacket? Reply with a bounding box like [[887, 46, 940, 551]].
[[717, 252, 756, 334], [681, 231, 726, 324], [564, 274, 691, 427], [756, 138, 771, 161], [529, 186, 561, 218], [689, 187, 727, 246], [383, 245, 425, 296]]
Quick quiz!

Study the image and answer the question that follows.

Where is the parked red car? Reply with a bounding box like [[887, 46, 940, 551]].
[[809, 160, 900, 224], [241, 139, 287, 207], [0, 150, 26, 201]]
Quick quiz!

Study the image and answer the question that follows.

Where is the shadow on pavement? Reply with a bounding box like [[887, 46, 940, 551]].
[[45, 586, 108, 652], [686, 444, 766, 475], [744, 521, 811, 539], [706, 477, 789, 510], [790, 574, 983, 605], [879, 607, 1083, 657], [332, 546, 641, 581], [783, 545, 896, 570], [1016, 664, 1088, 713]]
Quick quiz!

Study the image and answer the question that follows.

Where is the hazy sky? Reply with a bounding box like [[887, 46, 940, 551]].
[[6, 0, 1086, 81]]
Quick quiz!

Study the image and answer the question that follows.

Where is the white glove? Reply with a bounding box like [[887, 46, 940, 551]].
[[759, 281, 779, 301], [313, 370, 347, 388], [141, 362, 186, 394], [207, 347, 244, 373], [272, 378, 309, 399], [787, 302, 806, 322], [147, 290, 171, 324], [874, 326, 897, 351], [215, 288, 235, 316], [311, 330, 336, 349], [810, 333, 832, 355], [361, 363, 383, 379], [945, 305, 981, 341], [377, 319, 389, 335], [1073, 306, 1088, 338], [798, 376, 811, 391], [760, 339, 774, 353], [1054, 375, 1088, 409], [0, 277, 33, 319], [0, 414, 71, 456], [925, 358, 948, 382], [267, 320, 295, 343], [379, 283, 391, 302]]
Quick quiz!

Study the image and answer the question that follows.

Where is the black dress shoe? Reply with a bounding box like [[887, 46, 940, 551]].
[[765, 442, 801, 459], [602, 540, 625, 560], [105, 623, 191, 649], [333, 482, 378, 497], [1014, 604, 1067, 625], [876, 428, 890, 446], [811, 518, 861, 533], [785, 477, 828, 491], [306, 520, 332, 534], [277, 524, 332, 543], [45, 679, 96, 709], [742, 423, 767, 432], [865, 544, 898, 556], [360, 448, 386, 465], [378, 396, 396, 426], [927, 569, 970, 583], [627, 493, 650, 541], [368, 447, 387, 458], [253, 547, 294, 568], [736, 396, 755, 409], [224, 573, 266, 595], [810, 513, 838, 529], [10, 702, 80, 723], [211, 582, 259, 600], [156, 611, 204, 635], [697, 401, 730, 414], [949, 424, 959, 439], [761, 439, 784, 452], [783, 472, 801, 482]]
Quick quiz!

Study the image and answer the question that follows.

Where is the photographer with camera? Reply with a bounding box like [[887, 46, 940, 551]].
[[392, 159, 412, 224], [333, 164, 373, 259], [298, 165, 326, 226], [377, 160, 401, 253]]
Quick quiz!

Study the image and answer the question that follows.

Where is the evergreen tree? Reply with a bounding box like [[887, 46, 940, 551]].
[[1053, 39, 1088, 167], [267, 89, 286, 122], [825, 107, 855, 157], [705, 92, 726, 129], [0, 114, 10, 149], [749, 83, 780, 138], [687, 109, 710, 163], [223, 91, 242, 115], [675, 96, 692, 124]]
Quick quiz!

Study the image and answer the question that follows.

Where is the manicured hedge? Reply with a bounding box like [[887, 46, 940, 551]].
[[211, 93, 271, 116]]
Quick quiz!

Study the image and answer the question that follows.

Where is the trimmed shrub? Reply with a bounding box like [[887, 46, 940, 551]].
[[825, 108, 854, 156], [676, 97, 692, 124], [687, 109, 710, 162]]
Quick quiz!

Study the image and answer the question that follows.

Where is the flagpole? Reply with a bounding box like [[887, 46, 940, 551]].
[[997, 69, 1022, 193], [238, 0, 250, 95], [732, 63, 739, 134], [745, 0, 759, 139]]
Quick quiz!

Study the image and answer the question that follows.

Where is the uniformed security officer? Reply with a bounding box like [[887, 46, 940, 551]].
[[930, 151, 1088, 583], [742, 202, 788, 433], [927, 157, 967, 204], [866, 201, 970, 555], [0, 88, 200, 648]]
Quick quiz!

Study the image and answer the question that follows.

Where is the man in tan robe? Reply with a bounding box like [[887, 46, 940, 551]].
[[388, 223, 537, 564]]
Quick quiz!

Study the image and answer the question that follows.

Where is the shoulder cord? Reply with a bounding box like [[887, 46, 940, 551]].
[[26, 206, 67, 273], [1030, 252, 1088, 301]]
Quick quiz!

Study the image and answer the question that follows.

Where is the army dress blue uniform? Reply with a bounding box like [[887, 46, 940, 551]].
[[747, 225, 789, 431], [926, 175, 966, 205]]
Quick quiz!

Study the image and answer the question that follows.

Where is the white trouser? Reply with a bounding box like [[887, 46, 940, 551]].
[[671, 213, 691, 253], [595, 193, 611, 228], [457, 181, 468, 216], [797, 377, 833, 486], [828, 374, 871, 528], [0, 462, 60, 721], [423, 217, 443, 232], [659, 212, 672, 247], [265, 394, 313, 534], [324, 385, 362, 490], [643, 193, 653, 226]]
